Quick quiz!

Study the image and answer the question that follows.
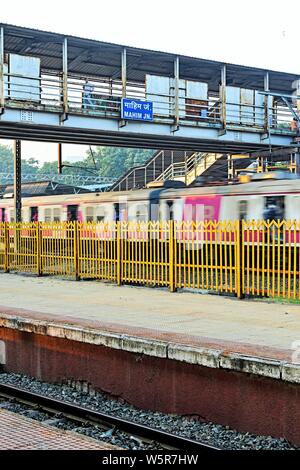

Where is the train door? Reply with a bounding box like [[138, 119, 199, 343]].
[[263, 196, 285, 221], [114, 202, 127, 222], [238, 200, 248, 221], [67, 205, 78, 221], [113, 203, 120, 222], [0, 208, 5, 222], [30, 206, 38, 222], [166, 200, 174, 221]]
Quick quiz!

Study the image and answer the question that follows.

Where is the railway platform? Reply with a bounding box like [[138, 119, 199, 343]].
[[0, 408, 116, 450], [1, 274, 300, 446]]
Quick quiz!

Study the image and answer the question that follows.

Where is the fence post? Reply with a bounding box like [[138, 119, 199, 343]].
[[4, 223, 9, 273], [169, 220, 176, 292], [36, 222, 42, 276], [74, 222, 80, 281], [236, 219, 244, 299], [117, 221, 122, 286]]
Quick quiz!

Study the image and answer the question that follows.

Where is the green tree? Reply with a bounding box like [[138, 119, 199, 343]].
[[0, 144, 39, 182], [84, 147, 154, 179], [0, 144, 156, 183], [0, 144, 14, 174]]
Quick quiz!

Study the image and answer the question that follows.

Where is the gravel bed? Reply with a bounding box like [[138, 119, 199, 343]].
[[0, 372, 296, 450]]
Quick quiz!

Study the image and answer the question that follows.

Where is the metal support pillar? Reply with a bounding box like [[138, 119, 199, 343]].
[[58, 143, 62, 174], [227, 154, 233, 180], [0, 27, 4, 114], [119, 48, 127, 128], [257, 156, 266, 173], [121, 48, 127, 98], [295, 78, 300, 122], [62, 37, 68, 121], [295, 152, 300, 175], [219, 65, 226, 135], [14, 140, 22, 222], [264, 72, 270, 133], [173, 56, 180, 131]]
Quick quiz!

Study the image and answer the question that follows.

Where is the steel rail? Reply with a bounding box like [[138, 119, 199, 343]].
[[0, 382, 219, 451]]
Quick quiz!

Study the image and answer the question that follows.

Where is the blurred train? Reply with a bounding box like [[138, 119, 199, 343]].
[[0, 173, 299, 224]]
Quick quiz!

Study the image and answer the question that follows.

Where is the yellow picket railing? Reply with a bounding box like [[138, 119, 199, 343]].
[[0, 220, 299, 300]]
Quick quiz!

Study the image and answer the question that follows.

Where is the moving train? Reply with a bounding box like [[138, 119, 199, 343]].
[[0, 173, 299, 224]]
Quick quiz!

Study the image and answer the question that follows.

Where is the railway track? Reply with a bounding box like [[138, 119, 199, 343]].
[[0, 382, 219, 451]]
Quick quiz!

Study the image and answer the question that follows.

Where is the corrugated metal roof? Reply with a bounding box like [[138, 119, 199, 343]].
[[1, 22, 298, 93], [1, 180, 91, 197]]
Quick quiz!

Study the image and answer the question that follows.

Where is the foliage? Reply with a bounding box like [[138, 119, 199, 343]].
[[0, 144, 155, 183]]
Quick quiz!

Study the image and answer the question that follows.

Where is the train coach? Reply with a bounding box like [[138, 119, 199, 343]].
[[0, 174, 299, 226]]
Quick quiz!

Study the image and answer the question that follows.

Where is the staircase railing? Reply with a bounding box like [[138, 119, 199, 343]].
[[156, 152, 222, 184], [156, 152, 201, 182], [110, 150, 195, 191], [110, 150, 165, 191]]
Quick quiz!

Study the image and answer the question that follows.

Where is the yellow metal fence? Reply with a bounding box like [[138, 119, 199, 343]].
[[0, 220, 299, 300]]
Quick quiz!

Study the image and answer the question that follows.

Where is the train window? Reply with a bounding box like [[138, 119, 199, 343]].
[[135, 204, 148, 222], [53, 208, 60, 222], [0, 208, 5, 222], [239, 200, 248, 221], [264, 196, 285, 221], [86, 206, 94, 222], [158, 202, 166, 221], [166, 201, 174, 221], [119, 204, 128, 221], [67, 205, 78, 221], [114, 203, 120, 222], [30, 207, 38, 222], [45, 208, 52, 222], [97, 206, 105, 222]]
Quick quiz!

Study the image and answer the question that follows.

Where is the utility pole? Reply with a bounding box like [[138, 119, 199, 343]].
[[58, 143, 62, 174], [14, 139, 22, 222]]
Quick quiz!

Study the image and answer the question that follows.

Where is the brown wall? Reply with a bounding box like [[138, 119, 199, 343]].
[[1, 327, 300, 446]]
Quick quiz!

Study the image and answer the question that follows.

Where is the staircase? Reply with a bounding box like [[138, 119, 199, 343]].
[[156, 152, 224, 185], [110, 150, 194, 191], [197, 154, 256, 182], [156, 152, 256, 185]]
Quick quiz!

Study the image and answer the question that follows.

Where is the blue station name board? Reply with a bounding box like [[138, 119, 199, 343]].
[[121, 98, 153, 121]]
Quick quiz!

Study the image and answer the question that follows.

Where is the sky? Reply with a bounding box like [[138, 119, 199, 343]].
[[1, 0, 299, 164]]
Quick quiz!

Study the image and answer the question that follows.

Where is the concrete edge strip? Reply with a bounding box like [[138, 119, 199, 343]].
[[0, 314, 299, 384]]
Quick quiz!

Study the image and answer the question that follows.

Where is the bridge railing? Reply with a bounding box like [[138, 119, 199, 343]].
[[0, 220, 299, 301], [3, 71, 298, 134]]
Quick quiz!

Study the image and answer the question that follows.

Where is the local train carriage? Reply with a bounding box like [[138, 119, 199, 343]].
[[0, 175, 300, 230]]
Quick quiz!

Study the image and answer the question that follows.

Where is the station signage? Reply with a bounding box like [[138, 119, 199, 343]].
[[121, 98, 153, 121]]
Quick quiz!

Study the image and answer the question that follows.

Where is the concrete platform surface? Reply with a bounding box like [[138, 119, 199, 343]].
[[0, 273, 299, 365], [0, 408, 116, 450]]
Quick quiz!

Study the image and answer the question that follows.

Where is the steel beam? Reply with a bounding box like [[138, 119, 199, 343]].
[[296, 79, 300, 121], [62, 37, 68, 121], [0, 120, 291, 153], [14, 139, 22, 222], [0, 27, 4, 114], [121, 48, 127, 98], [264, 72, 270, 133], [220, 65, 226, 133], [173, 56, 180, 131], [119, 48, 127, 128]]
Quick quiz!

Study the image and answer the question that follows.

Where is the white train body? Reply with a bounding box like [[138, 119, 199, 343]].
[[0, 178, 300, 223]]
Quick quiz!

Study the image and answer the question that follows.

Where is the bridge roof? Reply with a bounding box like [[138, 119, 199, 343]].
[[1, 23, 298, 93]]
